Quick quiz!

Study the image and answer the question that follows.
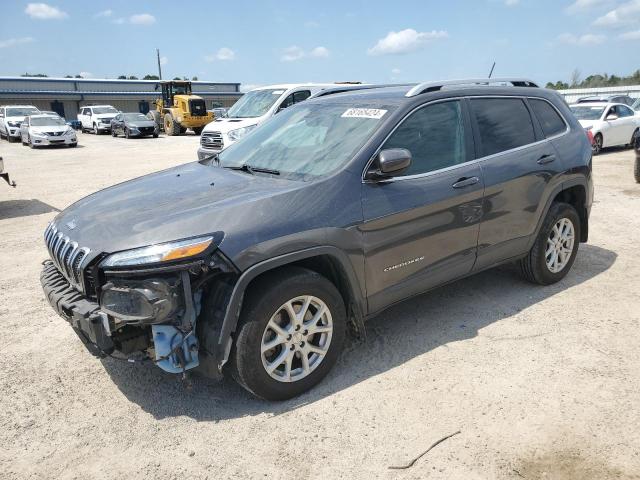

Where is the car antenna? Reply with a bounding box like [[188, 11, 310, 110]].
[[488, 62, 496, 79]]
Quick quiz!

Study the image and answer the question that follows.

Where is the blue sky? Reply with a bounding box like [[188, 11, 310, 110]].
[[0, 0, 639, 89]]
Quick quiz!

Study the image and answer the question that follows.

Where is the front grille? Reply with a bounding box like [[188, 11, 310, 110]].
[[45, 131, 64, 136], [201, 131, 223, 149], [44, 223, 91, 293], [139, 127, 154, 134]]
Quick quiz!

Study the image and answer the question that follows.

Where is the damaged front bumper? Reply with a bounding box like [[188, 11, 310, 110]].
[[40, 261, 201, 374]]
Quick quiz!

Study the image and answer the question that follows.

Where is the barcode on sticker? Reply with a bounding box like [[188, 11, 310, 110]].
[[341, 108, 387, 119]]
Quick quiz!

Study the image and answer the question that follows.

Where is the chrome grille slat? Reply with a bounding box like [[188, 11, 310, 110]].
[[43, 222, 90, 292], [201, 131, 223, 149]]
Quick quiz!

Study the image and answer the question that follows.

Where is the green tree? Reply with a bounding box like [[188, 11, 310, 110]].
[[143, 74, 160, 80]]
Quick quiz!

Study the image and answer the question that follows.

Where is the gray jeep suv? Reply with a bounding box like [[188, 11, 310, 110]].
[[41, 79, 593, 400]]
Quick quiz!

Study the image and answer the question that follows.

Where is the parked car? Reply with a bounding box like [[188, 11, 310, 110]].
[[78, 105, 119, 134], [40, 110, 82, 130], [40, 78, 593, 400], [632, 98, 640, 115], [0, 105, 40, 142], [20, 114, 78, 148], [197, 84, 336, 160], [570, 102, 639, 154], [576, 94, 635, 106], [111, 113, 159, 138], [0, 157, 16, 187]]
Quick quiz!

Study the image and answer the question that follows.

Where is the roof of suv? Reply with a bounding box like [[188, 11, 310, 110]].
[[308, 78, 549, 106]]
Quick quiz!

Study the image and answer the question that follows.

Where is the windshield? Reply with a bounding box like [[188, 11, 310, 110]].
[[7, 107, 39, 117], [570, 106, 605, 121], [93, 107, 118, 115], [216, 103, 393, 179], [123, 113, 149, 121], [31, 116, 66, 126], [226, 89, 283, 118]]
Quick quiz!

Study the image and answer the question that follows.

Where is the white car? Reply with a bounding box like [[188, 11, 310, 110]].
[[78, 105, 119, 134], [20, 114, 78, 148], [197, 84, 336, 160], [570, 102, 640, 154], [0, 105, 40, 142]]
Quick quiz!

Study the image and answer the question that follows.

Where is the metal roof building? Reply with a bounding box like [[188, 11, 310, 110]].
[[0, 76, 242, 120]]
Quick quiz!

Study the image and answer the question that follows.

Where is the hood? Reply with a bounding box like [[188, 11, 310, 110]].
[[32, 125, 68, 134], [52, 162, 303, 258], [5, 115, 29, 123], [577, 119, 598, 129], [203, 117, 260, 134], [127, 120, 156, 128]]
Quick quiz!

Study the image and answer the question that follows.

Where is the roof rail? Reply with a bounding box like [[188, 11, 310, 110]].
[[405, 78, 539, 97], [310, 83, 412, 99]]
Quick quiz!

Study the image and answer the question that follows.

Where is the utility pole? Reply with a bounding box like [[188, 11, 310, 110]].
[[156, 48, 162, 80]]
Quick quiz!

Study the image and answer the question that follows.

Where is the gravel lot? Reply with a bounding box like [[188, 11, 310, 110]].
[[1, 132, 639, 480]]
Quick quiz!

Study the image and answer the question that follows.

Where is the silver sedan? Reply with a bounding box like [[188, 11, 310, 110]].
[[20, 114, 78, 148]]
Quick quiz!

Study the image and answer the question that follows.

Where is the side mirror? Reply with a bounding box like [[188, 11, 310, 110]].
[[366, 148, 412, 180], [606, 113, 618, 121]]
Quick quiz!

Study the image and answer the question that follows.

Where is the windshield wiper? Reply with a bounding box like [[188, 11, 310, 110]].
[[226, 164, 280, 176]]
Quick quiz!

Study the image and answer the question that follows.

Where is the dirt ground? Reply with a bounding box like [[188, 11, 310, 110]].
[[1, 131, 639, 480]]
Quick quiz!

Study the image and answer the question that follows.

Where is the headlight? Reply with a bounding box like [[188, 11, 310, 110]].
[[228, 125, 257, 142], [7, 121, 20, 127], [32, 130, 48, 137], [101, 236, 214, 267], [65, 127, 75, 135]]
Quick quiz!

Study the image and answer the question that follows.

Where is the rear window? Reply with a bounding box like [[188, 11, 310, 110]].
[[530, 99, 566, 138], [471, 98, 536, 157]]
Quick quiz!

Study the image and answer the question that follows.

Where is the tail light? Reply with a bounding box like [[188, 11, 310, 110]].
[[585, 128, 595, 146]]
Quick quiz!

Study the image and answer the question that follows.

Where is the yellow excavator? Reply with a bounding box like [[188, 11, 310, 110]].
[[147, 80, 214, 136]]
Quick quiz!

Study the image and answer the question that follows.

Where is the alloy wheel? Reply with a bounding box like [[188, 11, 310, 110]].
[[545, 218, 575, 273], [260, 295, 333, 383]]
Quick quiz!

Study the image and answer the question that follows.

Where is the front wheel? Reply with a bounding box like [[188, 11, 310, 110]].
[[229, 267, 346, 400], [93, 124, 99, 135], [125, 128, 130, 139], [519, 202, 580, 285], [634, 156, 640, 183]]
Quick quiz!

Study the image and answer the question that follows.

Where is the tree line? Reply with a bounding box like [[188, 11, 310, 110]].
[[546, 69, 640, 90], [19, 73, 199, 81]]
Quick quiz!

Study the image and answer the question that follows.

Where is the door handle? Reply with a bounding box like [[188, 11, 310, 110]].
[[452, 176, 480, 189], [537, 154, 556, 165]]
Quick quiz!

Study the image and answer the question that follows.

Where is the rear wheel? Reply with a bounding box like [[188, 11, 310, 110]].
[[519, 202, 580, 285], [634, 156, 640, 183], [630, 128, 639, 148], [229, 267, 346, 400], [593, 133, 603, 155], [163, 114, 181, 136]]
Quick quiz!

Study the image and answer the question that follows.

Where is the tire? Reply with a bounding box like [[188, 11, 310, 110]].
[[28, 135, 35, 149], [7, 134, 15, 143], [192, 126, 204, 135], [111, 128, 117, 137], [229, 267, 346, 400], [592, 133, 603, 155], [93, 123, 99, 135], [630, 128, 639, 148], [519, 202, 580, 285], [21, 136, 27, 146], [68, 143, 77, 148], [125, 128, 130, 139], [153, 132, 158, 138], [634, 156, 640, 184], [163, 114, 180, 136]]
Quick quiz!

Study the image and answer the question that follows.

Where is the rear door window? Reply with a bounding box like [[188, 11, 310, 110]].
[[529, 99, 566, 138], [293, 90, 311, 104], [471, 98, 536, 157], [618, 105, 634, 117]]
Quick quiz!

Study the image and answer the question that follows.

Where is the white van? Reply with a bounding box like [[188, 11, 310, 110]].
[[197, 84, 335, 160]]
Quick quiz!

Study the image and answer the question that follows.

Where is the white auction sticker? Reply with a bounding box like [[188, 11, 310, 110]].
[[341, 108, 387, 119], [272, 90, 285, 95]]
